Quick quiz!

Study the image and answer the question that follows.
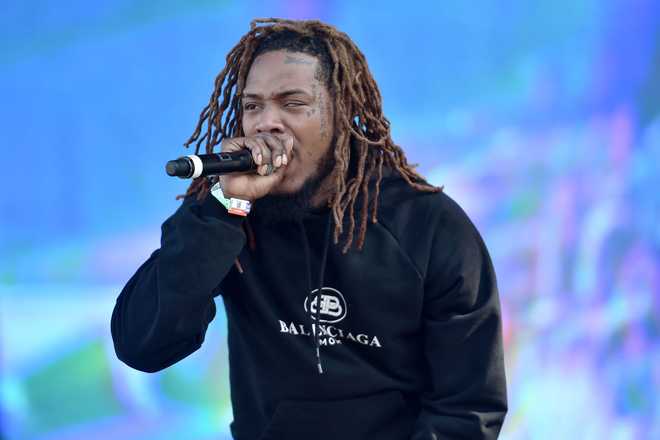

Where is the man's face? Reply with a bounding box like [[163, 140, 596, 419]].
[[241, 50, 335, 195]]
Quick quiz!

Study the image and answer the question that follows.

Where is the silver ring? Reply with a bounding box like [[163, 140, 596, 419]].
[[265, 164, 274, 175]]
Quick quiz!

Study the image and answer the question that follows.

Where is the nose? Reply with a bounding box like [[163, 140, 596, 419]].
[[255, 104, 285, 134]]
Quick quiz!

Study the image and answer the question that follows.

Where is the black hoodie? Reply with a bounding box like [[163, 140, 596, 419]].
[[111, 176, 508, 439]]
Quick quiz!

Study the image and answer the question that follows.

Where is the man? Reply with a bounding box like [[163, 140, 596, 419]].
[[111, 18, 507, 440]]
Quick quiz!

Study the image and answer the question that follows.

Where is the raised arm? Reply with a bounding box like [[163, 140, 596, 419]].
[[111, 194, 246, 372]]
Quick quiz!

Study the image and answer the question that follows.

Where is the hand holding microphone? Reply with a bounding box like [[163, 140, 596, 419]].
[[166, 133, 294, 202]]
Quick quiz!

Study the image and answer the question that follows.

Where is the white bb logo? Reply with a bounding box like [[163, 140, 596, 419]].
[[304, 287, 347, 323]]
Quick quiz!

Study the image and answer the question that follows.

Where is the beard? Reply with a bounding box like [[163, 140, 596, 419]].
[[251, 146, 336, 224]]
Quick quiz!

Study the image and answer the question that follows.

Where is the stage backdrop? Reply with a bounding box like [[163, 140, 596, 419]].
[[2, 1, 659, 439]]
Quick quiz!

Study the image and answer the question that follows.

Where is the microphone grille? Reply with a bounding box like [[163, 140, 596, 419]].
[[165, 158, 191, 177]]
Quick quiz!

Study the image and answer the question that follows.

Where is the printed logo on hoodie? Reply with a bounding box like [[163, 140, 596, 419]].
[[303, 287, 347, 323], [277, 287, 383, 348]]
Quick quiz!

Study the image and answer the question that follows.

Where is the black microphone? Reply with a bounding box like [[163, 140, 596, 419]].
[[166, 150, 256, 178]]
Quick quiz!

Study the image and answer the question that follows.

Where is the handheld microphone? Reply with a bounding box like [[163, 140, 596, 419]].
[[166, 150, 256, 178]]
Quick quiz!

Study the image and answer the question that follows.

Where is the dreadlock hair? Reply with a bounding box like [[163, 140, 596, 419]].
[[180, 18, 440, 253]]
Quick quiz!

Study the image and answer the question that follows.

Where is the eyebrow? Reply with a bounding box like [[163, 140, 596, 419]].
[[242, 89, 312, 100]]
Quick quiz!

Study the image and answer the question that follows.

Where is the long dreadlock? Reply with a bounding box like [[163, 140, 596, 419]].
[[180, 18, 440, 253]]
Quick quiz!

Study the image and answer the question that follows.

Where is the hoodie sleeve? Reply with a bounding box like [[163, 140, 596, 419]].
[[111, 193, 246, 373], [411, 199, 508, 439]]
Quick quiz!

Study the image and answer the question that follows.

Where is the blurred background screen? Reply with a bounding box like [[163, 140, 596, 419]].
[[1, 1, 659, 439]]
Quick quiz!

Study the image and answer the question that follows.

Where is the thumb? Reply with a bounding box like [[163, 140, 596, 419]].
[[253, 165, 286, 195]]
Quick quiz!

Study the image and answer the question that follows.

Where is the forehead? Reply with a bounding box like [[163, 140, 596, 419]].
[[243, 50, 320, 96]]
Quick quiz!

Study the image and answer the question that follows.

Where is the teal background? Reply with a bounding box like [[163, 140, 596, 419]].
[[1, 1, 659, 438]]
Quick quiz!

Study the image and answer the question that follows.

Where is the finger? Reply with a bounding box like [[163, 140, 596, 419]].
[[253, 163, 285, 190], [257, 163, 275, 176], [221, 137, 249, 153], [282, 135, 294, 164], [221, 137, 265, 167], [271, 134, 294, 164], [228, 137, 265, 166], [248, 136, 272, 168], [257, 134, 287, 168]]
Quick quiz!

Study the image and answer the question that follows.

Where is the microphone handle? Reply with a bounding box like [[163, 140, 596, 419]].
[[166, 150, 256, 178]]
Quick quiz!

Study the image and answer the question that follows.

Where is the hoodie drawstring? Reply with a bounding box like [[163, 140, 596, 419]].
[[299, 213, 333, 375]]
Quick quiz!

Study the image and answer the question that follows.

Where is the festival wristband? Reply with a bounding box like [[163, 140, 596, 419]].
[[210, 181, 252, 216]]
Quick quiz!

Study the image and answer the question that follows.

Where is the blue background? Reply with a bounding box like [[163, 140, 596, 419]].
[[2, 1, 660, 438]]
